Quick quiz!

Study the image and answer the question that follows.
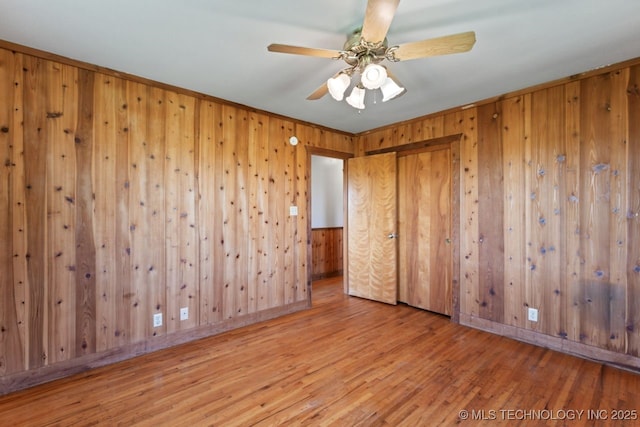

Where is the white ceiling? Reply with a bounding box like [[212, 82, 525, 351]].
[[1, 0, 640, 134]]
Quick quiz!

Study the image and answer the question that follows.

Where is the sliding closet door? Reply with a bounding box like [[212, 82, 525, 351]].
[[398, 146, 452, 315]]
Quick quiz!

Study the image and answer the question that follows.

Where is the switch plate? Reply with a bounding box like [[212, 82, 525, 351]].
[[153, 313, 163, 328], [180, 307, 189, 321], [528, 307, 538, 322], [289, 206, 298, 216]]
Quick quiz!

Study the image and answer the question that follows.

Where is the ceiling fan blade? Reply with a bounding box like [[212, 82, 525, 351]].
[[307, 82, 329, 100], [393, 31, 476, 61], [361, 0, 400, 44], [267, 44, 341, 59]]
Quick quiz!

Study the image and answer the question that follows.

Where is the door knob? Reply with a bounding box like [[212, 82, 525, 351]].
[[388, 233, 398, 239]]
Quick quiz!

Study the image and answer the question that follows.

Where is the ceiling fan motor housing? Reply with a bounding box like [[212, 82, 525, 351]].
[[342, 28, 389, 68]]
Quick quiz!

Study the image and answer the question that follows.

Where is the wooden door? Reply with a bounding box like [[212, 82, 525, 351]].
[[398, 146, 452, 315], [347, 152, 398, 305]]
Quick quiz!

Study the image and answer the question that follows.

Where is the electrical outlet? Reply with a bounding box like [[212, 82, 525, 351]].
[[153, 312, 163, 328], [289, 205, 298, 216], [528, 307, 538, 322], [180, 307, 189, 321]]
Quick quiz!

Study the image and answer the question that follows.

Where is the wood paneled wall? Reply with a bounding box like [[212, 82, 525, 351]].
[[311, 227, 343, 279], [2, 38, 639, 391], [357, 63, 640, 367], [0, 46, 354, 392]]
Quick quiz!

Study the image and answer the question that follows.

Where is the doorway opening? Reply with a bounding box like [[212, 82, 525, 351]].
[[311, 155, 344, 280], [305, 147, 353, 298]]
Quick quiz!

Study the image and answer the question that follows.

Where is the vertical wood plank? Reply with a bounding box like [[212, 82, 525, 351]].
[[530, 86, 565, 337], [10, 53, 28, 370], [266, 119, 286, 309], [546, 87, 566, 339], [74, 68, 96, 356], [606, 69, 629, 352], [393, 123, 410, 146], [146, 87, 167, 337], [180, 95, 198, 327], [579, 73, 614, 348], [247, 112, 261, 313], [23, 56, 48, 369], [93, 73, 119, 351], [165, 93, 182, 330], [282, 121, 296, 305], [235, 109, 249, 315], [197, 101, 217, 324], [627, 64, 640, 356], [211, 102, 225, 321], [527, 89, 545, 333], [0, 48, 24, 374], [46, 61, 78, 364], [221, 105, 238, 319], [165, 93, 197, 331], [127, 82, 168, 341], [114, 78, 132, 347], [501, 96, 526, 328], [444, 109, 478, 317], [564, 81, 582, 343], [293, 126, 308, 303], [416, 116, 445, 141], [477, 103, 504, 322], [523, 93, 535, 330], [255, 113, 271, 311], [11, 52, 29, 371], [126, 81, 146, 341]]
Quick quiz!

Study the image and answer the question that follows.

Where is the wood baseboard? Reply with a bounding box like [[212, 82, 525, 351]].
[[459, 313, 640, 372], [1, 301, 309, 395], [311, 270, 344, 281]]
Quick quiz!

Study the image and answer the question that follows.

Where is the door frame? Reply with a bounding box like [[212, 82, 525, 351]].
[[365, 134, 462, 322], [305, 147, 353, 299]]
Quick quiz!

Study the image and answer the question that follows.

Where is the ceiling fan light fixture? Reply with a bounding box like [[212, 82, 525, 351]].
[[380, 77, 405, 102], [346, 85, 366, 109], [361, 63, 387, 89], [327, 73, 351, 101]]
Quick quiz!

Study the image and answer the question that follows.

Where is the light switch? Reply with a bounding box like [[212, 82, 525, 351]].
[[289, 206, 298, 216]]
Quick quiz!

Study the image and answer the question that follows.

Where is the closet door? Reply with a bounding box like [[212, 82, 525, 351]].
[[398, 146, 452, 315], [347, 153, 398, 305]]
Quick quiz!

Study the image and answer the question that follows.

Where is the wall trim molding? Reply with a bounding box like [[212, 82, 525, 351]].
[[0, 301, 309, 396], [459, 313, 640, 373]]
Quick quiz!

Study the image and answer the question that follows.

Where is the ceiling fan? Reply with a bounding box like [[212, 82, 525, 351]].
[[267, 0, 476, 109]]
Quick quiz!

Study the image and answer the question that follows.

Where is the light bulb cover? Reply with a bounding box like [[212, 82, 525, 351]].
[[327, 73, 351, 101], [346, 86, 366, 109], [361, 64, 388, 90], [380, 77, 405, 102]]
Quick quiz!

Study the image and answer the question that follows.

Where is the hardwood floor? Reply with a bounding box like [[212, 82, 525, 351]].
[[1, 277, 639, 426]]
